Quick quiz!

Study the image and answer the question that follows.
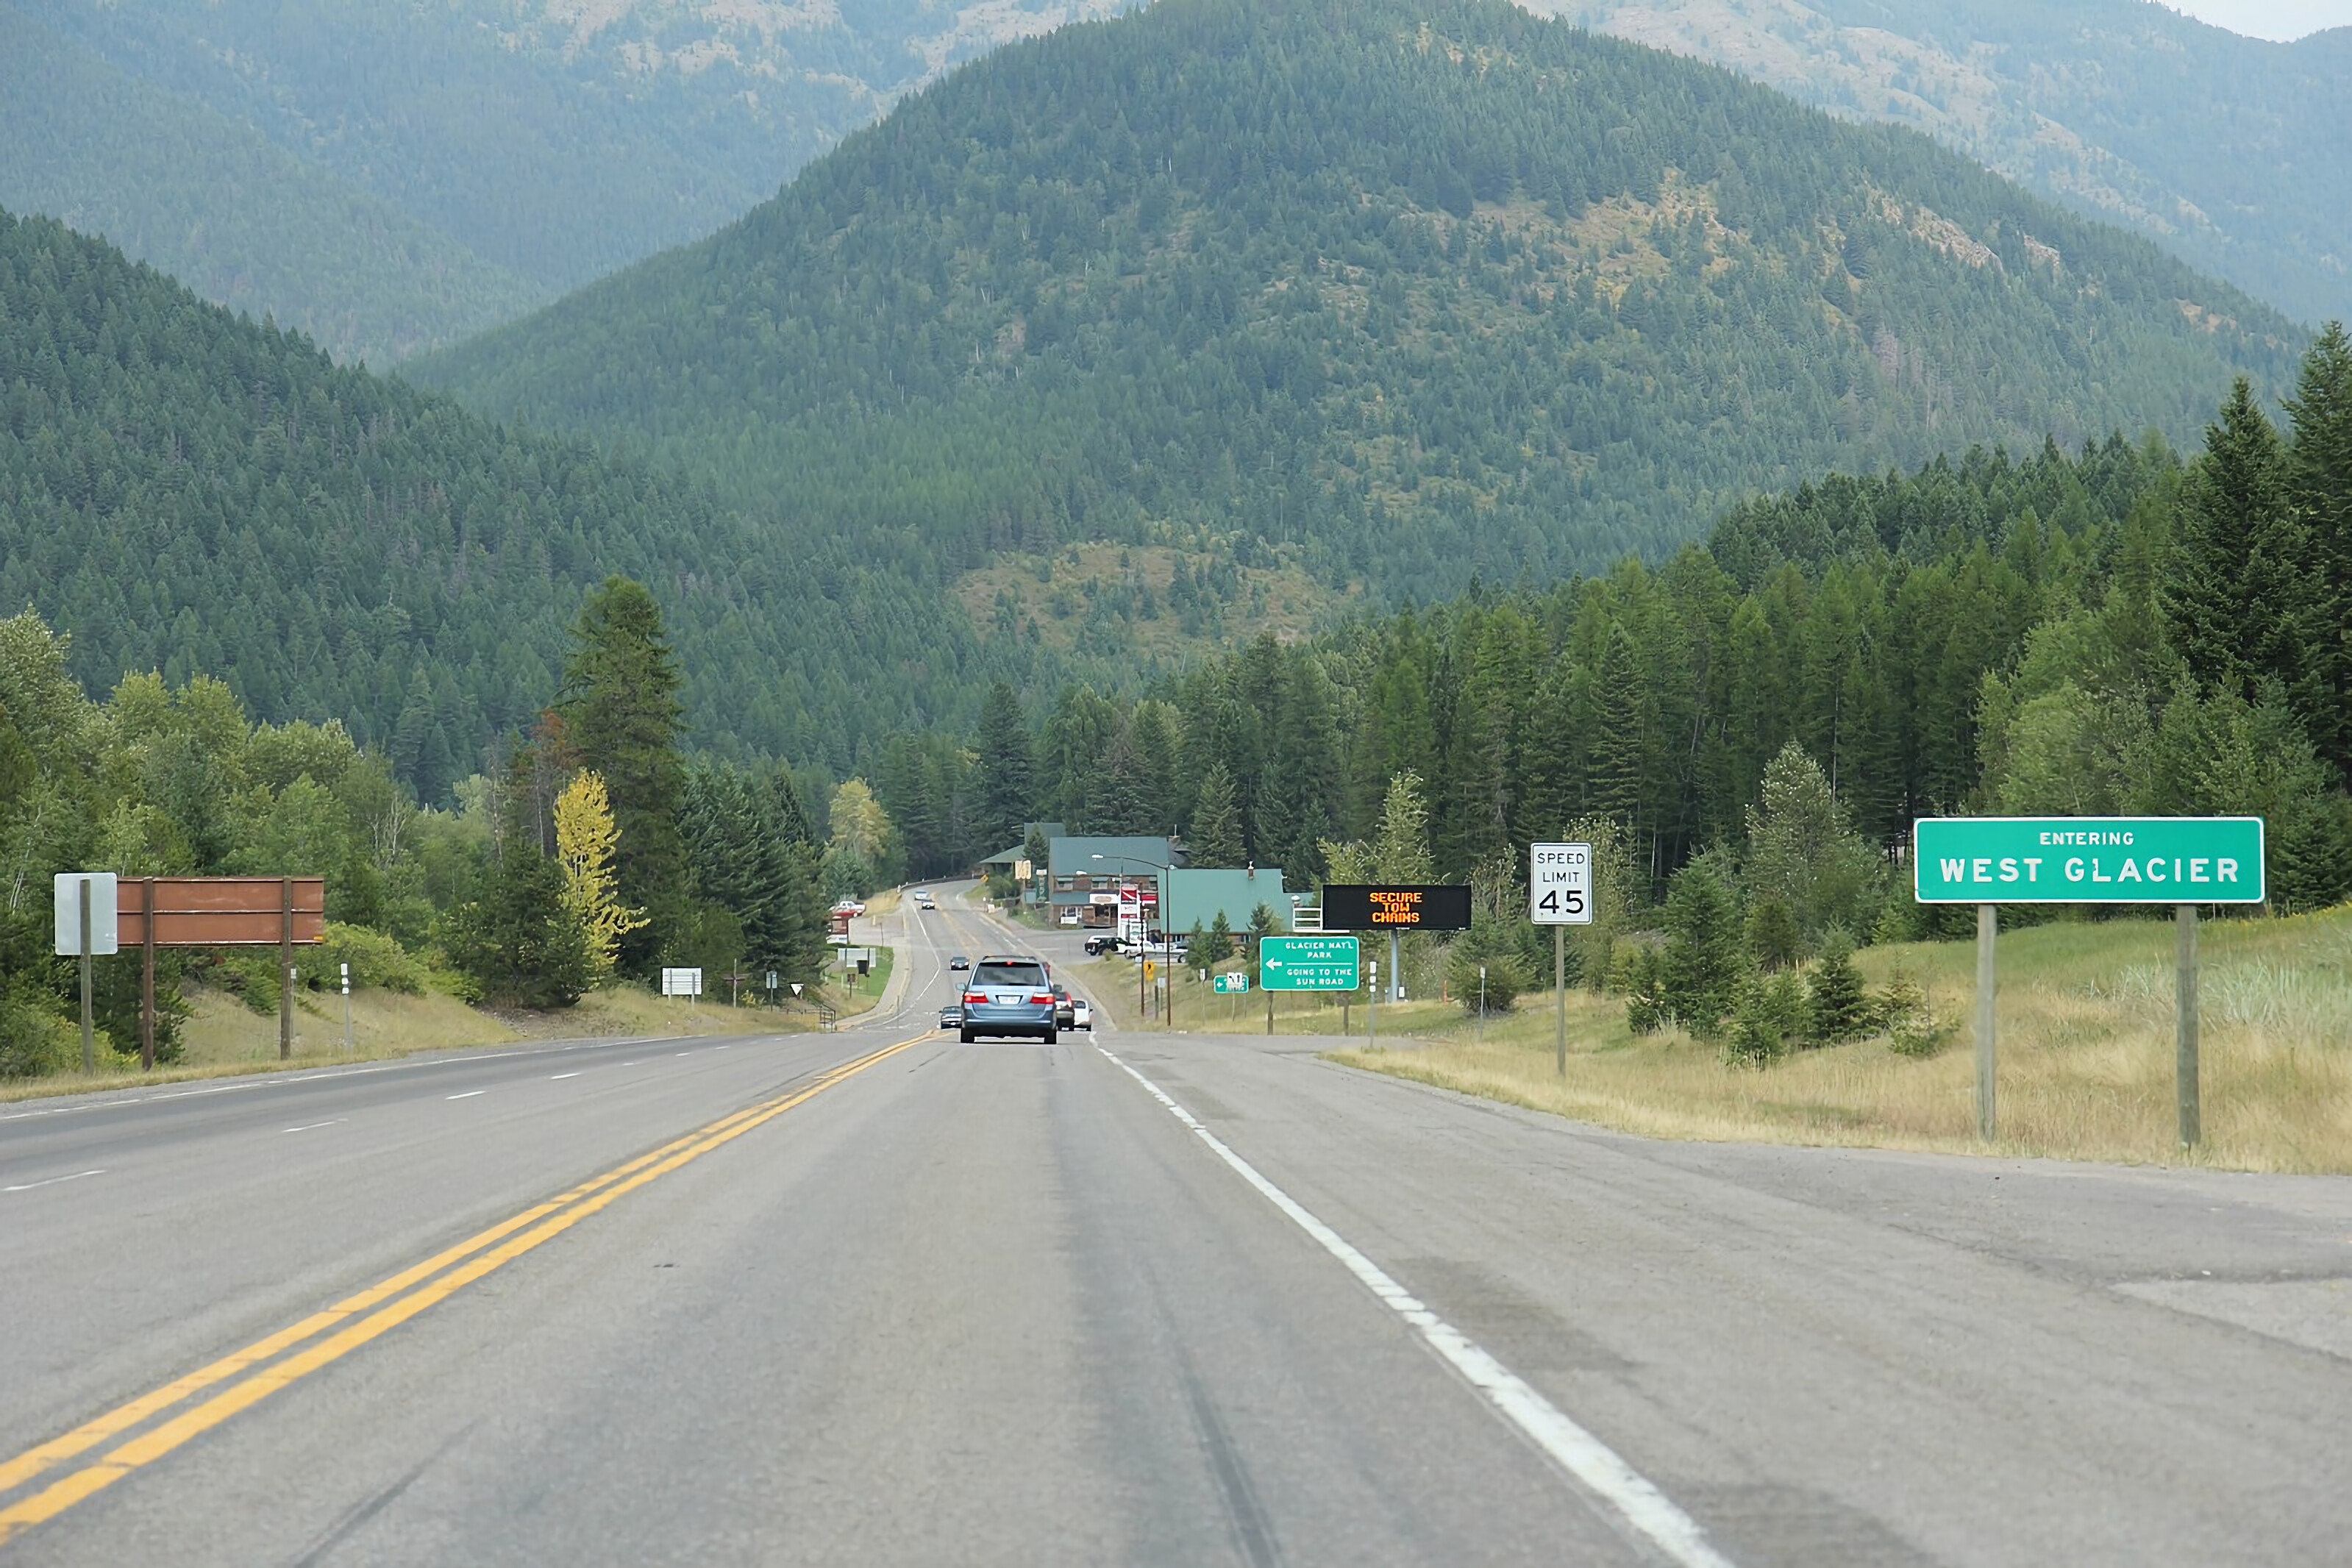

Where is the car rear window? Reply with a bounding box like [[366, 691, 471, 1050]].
[[974, 961, 1046, 989]]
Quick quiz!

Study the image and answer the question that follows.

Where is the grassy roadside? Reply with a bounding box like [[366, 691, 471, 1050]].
[[833, 945, 894, 1017], [0, 979, 828, 1105], [1327, 908, 2352, 1173]]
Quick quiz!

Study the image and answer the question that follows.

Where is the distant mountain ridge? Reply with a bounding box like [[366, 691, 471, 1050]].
[[417, 0, 2303, 607], [0, 0, 1126, 364], [1538, 0, 2351, 325]]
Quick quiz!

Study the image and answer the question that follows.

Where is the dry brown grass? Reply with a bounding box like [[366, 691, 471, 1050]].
[[1329, 908, 2352, 1173]]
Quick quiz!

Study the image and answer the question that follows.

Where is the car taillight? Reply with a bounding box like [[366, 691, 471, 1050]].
[[1030, 993, 1054, 1004], [963, 992, 984, 1005]]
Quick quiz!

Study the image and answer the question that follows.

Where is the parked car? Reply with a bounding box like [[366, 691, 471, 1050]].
[[938, 1003, 962, 1030], [1071, 998, 1093, 1031], [949, 955, 969, 970], [1083, 934, 1125, 956], [959, 954, 1058, 1044]]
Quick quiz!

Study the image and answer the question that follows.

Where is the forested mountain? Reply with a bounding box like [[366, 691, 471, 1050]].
[[872, 330, 2352, 944], [0, 205, 1006, 796], [0, 9, 541, 365], [418, 0, 2303, 638], [1537, 0, 2352, 327], [1, 0, 1125, 364]]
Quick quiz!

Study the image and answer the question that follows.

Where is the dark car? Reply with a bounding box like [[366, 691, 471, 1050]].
[[1050, 984, 1075, 1028], [938, 1003, 962, 1030], [1083, 934, 1123, 956], [959, 955, 1058, 1044], [949, 955, 969, 970]]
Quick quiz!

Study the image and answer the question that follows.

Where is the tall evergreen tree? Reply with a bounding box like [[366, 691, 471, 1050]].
[[563, 576, 688, 976], [2283, 324, 2352, 780], [972, 681, 1036, 853], [1188, 760, 1245, 868], [2164, 377, 2304, 703]]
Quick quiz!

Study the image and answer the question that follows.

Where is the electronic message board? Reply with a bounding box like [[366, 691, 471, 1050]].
[[1319, 884, 1472, 932]]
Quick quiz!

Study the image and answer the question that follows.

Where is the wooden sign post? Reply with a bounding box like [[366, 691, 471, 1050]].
[[117, 877, 327, 1064]]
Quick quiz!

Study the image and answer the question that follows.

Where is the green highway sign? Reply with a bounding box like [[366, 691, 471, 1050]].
[[1259, 935, 1361, 991], [1214, 972, 1249, 994], [1914, 817, 2264, 904]]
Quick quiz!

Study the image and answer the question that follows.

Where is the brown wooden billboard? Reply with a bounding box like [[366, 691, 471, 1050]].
[[118, 877, 327, 947], [116, 876, 326, 1069]]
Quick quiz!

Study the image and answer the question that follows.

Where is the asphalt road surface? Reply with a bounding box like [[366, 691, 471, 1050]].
[[4, 883, 2351, 1565]]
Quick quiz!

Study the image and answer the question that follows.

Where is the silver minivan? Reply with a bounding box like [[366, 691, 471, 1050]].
[[959, 955, 1058, 1044]]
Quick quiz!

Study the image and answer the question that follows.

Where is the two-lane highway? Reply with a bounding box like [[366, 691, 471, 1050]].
[[5, 883, 2351, 1564]]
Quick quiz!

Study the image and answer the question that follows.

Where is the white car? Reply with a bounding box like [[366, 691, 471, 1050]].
[[1070, 998, 1094, 1030]]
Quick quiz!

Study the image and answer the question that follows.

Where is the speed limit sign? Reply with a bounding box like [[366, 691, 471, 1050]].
[[1529, 843, 1592, 924]]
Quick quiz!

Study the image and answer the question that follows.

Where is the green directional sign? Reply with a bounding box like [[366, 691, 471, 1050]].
[[1914, 817, 2264, 904], [1259, 935, 1361, 991], [1213, 972, 1249, 994]]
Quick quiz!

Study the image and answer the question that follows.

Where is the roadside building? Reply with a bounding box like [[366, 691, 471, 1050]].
[[1161, 866, 1287, 942], [1047, 835, 1186, 930]]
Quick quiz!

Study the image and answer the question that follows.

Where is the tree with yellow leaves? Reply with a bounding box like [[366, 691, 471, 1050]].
[[554, 769, 646, 981]]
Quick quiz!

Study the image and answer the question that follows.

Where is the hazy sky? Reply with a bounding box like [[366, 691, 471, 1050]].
[[2161, 0, 2352, 40]]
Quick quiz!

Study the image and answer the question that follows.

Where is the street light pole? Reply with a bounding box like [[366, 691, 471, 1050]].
[[1096, 852, 1175, 1030]]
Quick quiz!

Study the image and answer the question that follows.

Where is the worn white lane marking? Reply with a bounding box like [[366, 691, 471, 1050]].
[[1094, 1044, 1735, 1568], [445, 1091, 485, 1102], [549, 1073, 581, 1081], [3, 1169, 107, 1194], [281, 1119, 346, 1135], [620, 1061, 639, 1067]]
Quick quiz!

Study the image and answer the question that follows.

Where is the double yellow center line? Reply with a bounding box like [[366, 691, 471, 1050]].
[[0, 1034, 920, 1547]]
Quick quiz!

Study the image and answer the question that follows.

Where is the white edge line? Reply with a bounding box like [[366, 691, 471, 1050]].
[[549, 1072, 581, 1080], [282, 1119, 347, 1134], [445, 1091, 485, 1101], [4, 1169, 107, 1193], [1093, 1044, 1735, 1568]]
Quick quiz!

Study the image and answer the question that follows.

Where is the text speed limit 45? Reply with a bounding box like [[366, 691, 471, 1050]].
[[1529, 843, 1593, 924]]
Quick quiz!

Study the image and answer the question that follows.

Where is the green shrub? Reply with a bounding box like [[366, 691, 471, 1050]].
[[310, 922, 430, 995], [1722, 972, 1807, 1067], [1622, 945, 1667, 1036], [1876, 966, 1951, 1057], [1448, 917, 1532, 1014], [1806, 931, 1871, 1045], [0, 997, 85, 1077]]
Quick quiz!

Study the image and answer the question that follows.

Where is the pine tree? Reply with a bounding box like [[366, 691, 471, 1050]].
[[1588, 623, 1647, 845], [2164, 377, 2304, 702], [1188, 760, 1245, 868], [563, 577, 687, 976], [1661, 858, 1743, 1036], [1806, 930, 1870, 1045], [972, 681, 1036, 853], [2283, 324, 2352, 780]]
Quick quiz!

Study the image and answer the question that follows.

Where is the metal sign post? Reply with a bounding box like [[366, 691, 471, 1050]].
[[54, 874, 118, 1074], [1975, 904, 1997, 1141], [1915, 817, 2264, 1146], [2177, 905, 2200, 1147], [1530, 844, 1592, 1077], [79, 877, 94, 1073]]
